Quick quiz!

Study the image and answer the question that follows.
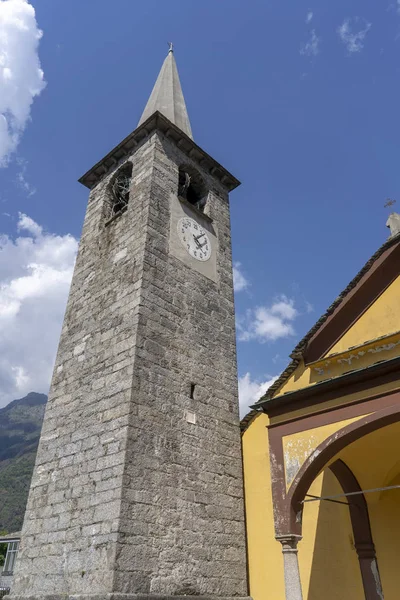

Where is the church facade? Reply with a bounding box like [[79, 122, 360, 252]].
[[243, 219, 400, 600], [6, 49, 400, 600]]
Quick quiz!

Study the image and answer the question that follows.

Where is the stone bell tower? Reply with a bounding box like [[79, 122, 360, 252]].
[[11, 48, 249, 600]]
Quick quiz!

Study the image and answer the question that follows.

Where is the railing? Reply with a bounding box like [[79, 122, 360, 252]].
[[0, 588, 10, 598]]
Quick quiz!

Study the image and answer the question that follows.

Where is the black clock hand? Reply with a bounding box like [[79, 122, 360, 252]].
[[194, 232, 207, 248], [193, 235, 202, 249]]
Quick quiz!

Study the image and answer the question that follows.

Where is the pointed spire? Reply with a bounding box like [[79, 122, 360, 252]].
[[138, 45, 193, 139]]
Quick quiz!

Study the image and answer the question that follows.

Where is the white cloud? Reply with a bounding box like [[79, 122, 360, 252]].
[[300, 29, 320, 57], [238, 295, 298, 342], [305, 300, 314, 314], [272, 353, 281, 364], [337, 18, 371, 54], [270, 298, 297, 320], [306, 11, 313, 23], [17, 211, 41, 236], [238, 373, 278, 418], [0, 0, 46, 164], [16, 157, 36, 196], [0, 213, 78, 406], [233, 262, 249, 292]]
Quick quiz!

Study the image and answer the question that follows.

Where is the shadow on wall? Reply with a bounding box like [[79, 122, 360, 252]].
[[371, 472, 400, 599], [305, 469, 364, 600]]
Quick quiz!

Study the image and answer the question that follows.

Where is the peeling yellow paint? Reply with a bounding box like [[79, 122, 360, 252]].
[[269, 379, 400, 426], [282, 416, 367, 490], [274, 275, 400, 399], [311, 330, 400, 379]]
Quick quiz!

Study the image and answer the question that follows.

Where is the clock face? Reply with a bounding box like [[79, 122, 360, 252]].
[[177, 217, 211, 262]]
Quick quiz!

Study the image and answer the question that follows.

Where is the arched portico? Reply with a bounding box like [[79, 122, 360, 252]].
[[243, 231, 400, 600], [268, 396, 400, 600], [288, 403, 400, 535], [329, 459, 383, 600]]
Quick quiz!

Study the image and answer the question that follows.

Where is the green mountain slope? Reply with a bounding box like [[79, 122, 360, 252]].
[[0, 392, 47, 532]]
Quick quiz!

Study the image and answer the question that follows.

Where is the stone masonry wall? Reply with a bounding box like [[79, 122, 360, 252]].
[[12, 135, 156, 597], [12, 130, 248, 598], [113, 134, 247, 596]]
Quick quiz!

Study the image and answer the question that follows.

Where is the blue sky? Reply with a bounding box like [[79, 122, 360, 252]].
[[1, 0, 400, 413]]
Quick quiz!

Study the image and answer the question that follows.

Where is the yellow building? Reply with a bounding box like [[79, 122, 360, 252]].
[[242, 217, 400, 600]]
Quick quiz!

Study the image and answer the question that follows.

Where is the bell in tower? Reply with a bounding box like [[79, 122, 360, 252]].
[[10, 47, 249, 600]]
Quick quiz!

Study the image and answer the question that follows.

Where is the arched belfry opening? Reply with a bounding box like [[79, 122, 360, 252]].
[[178, 166, 208, 212], [107, 162, 133, 218]]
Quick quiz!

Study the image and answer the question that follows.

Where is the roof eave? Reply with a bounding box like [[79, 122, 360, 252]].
[[256, 231, 400, 403], [253, 355, 400, 416], [78, 112, 240, 192]]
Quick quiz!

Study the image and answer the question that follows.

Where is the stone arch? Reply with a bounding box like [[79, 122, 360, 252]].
[[177, 164, 208, 211], [287, 403, 400, 536], [329, 459, 384, 600], [106, 161, 133, 218]]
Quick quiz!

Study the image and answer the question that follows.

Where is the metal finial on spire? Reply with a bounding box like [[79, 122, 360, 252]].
[[168, 42, 174, 53]]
